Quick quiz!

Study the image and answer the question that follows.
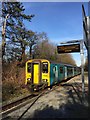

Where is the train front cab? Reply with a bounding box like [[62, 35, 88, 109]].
[[25, 59, 50, 89]]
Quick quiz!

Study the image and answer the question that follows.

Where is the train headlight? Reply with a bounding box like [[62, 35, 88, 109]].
[[42, 79, 47, 82], [27, 78, 31, 81], [27, 78, 31, 84]]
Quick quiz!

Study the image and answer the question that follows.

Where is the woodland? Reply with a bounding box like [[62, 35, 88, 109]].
[[1, 1, 88, 102]]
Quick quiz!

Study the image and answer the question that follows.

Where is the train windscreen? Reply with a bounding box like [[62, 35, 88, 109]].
[[27, 63, 31, 73], [42, 62, 48, 73]]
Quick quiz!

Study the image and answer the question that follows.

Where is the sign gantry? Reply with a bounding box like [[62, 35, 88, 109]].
[[57, 43, 80, 54], [57, 40, 85, 100]]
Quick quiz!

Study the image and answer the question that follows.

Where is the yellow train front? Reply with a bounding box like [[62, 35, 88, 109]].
[[25, 59, 50, 91]]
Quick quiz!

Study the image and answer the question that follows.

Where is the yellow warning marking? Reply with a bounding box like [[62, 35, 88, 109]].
[[33, 64, 39, 84]]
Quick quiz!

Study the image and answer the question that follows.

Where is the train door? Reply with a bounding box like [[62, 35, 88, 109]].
[[73, 67, 74, 76], [59, 66, 64, 81], [53, 65, 58, 83], [65, 66, 67, 79], [33, 63, 40, 84]]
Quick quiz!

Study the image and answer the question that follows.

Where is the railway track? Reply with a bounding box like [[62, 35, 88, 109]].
[[1, 76, 81, 120], [1, 84, 60, 120], [17, 85, 62, 120], [1, 93, 39, 119], [2, 94, 37, 111]]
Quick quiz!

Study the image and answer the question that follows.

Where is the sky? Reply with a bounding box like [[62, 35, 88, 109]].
[[22, 2, 89, 66]]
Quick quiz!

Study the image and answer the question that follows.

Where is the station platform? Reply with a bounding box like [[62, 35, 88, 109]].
[[4, 75, 88, 119]]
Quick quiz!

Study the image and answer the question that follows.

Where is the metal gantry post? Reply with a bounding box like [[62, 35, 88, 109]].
[[82, 2, 90, 114], [87, 11, 90, 115], [80, 41, 85, 100], [88, 35, 90, 116]]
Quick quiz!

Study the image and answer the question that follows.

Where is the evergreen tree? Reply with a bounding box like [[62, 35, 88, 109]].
[[2, 1, 34, 61], [26, 30, 38, 59]]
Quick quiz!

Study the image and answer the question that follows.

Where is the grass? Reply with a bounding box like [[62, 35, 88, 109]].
[[2, 83, 30, 105]]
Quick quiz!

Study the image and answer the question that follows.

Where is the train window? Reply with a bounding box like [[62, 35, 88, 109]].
[[53, 66, 57, 73], [42, 62, 48, 73], [69, 68, 71, 73], [27, 63, 31, 73], [67, 67, 71, 74], [74, 68, 76, 71], [55, 66, 56, 71], [70, 68, 72, 73], [60, 67, 63, 73]]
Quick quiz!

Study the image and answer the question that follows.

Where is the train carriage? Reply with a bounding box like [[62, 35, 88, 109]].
[[50, 63, 66, 86], [25, 59, 81, 90]]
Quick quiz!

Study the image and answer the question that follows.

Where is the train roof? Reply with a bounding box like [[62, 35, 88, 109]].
[[26, 59, 80, 68], [49, 61, 79, 67]]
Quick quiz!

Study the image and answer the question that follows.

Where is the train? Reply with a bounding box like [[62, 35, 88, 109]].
[[25, 59, 81, 91]]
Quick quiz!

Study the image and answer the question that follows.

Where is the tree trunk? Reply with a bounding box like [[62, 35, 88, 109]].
[[20, 42, 25, 63], [2, 14, 9, 60], [29, 45, 32, 59]]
